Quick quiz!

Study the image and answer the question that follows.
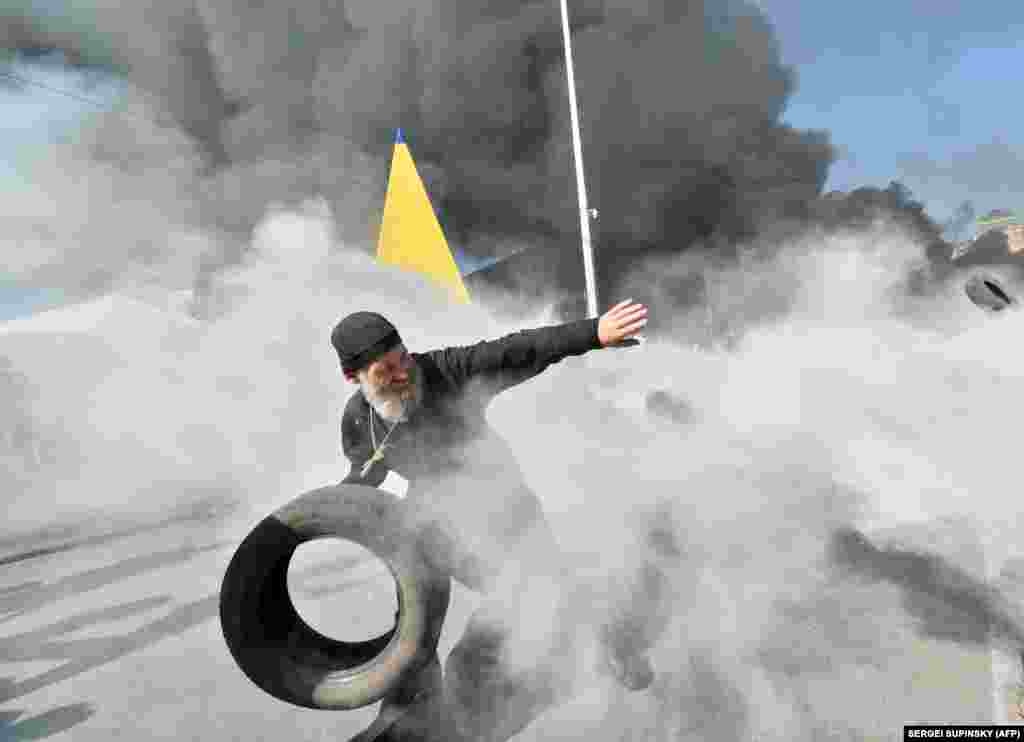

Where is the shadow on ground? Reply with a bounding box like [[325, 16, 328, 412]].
[[0, 702, 95, 741]]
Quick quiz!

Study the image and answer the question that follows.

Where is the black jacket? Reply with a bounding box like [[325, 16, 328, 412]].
[[339, 318, 602, 492]]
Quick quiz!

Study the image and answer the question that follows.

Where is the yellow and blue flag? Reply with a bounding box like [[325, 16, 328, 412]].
[[376, 129, 471, 304]]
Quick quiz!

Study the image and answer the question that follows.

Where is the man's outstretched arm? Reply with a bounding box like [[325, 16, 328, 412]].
[[434, 300, 648, 393]]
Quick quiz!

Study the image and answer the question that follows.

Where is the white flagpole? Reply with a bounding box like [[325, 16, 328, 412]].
[[558, 0, 599, 319]]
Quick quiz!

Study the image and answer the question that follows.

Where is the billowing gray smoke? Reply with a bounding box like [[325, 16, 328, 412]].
[[4, 0, 832, 304], [9, 3, 1023, 740], [831, 527, 1024, 653]]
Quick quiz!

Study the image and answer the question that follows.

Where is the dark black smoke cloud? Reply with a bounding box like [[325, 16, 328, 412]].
[[812, 182, 946, 247], [830, 526, 1024, 652], [8, 0, 834, 307]]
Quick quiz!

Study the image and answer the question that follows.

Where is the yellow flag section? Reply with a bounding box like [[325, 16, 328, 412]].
[[376, 129, 471, 304]]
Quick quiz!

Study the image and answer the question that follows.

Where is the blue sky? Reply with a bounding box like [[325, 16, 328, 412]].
[[3, 3, 1024, 318], [767, 0, 1024, 217], [1, 55, 120, 177], [0, 52, 122, 319]]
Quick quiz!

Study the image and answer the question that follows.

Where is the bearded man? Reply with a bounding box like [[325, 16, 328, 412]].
[[331, 302, 656, 742]]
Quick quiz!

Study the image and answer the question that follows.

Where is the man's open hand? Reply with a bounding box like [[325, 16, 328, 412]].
[[598, 299, 648, 347]]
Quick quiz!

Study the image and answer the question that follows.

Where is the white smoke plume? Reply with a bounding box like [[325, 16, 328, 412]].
[[1, 1, 1021, 737], [3, 200, 1023, 739]]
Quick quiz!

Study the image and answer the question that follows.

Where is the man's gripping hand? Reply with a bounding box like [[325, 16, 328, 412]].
[[597, 299, 649, 347]]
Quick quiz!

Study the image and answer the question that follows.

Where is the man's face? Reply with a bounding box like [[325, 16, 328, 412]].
[[352, 345, 422, 421]]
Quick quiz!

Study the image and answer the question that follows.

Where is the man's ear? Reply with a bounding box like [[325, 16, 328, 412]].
[[343, 369, 358, 383]]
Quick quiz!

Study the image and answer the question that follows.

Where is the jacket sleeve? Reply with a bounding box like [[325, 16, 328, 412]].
[[435, 317, 602, 395], [339, 397, 389, 488]]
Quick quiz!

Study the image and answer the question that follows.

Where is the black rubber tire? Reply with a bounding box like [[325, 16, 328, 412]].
[[965, 273, 1015, 313], [219, 484, 450, 710]]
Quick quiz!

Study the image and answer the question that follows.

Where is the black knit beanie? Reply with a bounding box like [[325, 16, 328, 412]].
[[331, 312, 402, 373]]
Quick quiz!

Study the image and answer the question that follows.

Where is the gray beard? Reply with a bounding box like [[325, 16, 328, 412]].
[[360, 372, 423, 424]]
